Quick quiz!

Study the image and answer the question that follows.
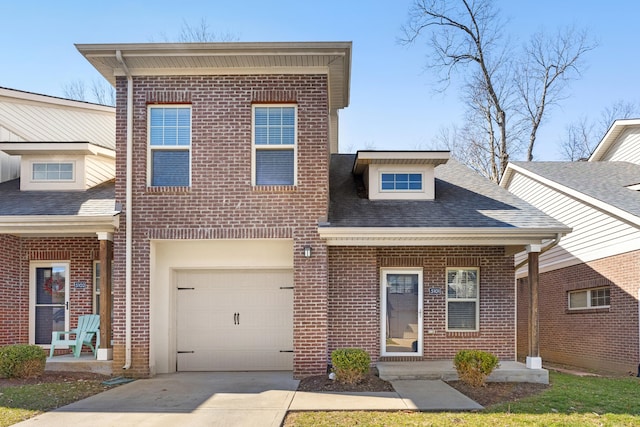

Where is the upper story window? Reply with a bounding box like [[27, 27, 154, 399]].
[[569, 287, 610, 310], [381, 173, 423, 191], [253, 105, 296, 186], [149, 106, 191, 187], [32, 162, 74, 181], [446, 268, 479, 332]]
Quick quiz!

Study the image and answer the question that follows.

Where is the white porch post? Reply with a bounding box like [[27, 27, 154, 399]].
[[526, 244, 542, 369], [97, 232, 113, 361]]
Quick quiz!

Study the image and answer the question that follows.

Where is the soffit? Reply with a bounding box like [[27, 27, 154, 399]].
[[76, 42, 352, 110]]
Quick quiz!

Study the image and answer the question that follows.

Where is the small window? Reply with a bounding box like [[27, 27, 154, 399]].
[[93, 261, 113, 316], [446, 268, 479, 331], [381, 173, 422, 191], [148, 106, 191, 187], [253, 105, 296, 185], [32, 162, 74, 181], [569, 287, 610, 310]]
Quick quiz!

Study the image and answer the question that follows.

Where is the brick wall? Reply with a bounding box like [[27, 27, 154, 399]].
[[0, 236, 99, 349], [113, 74, 330, 377], [0, 235, 25, 344], [517, 250, 640, 374], [328, 246, 516, 365]]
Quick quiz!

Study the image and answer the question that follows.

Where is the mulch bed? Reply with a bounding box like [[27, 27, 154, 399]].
[[297, 373, 549, 407]]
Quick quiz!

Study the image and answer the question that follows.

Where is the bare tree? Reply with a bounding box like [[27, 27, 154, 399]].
[[62, 79, 115, 106], [403, 0, 594, 181], [516, 27, 596, 160], [178, 18, 238, 42], [559, 100, 640, 160]]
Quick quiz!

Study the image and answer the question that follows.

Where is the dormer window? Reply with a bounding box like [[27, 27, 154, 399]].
[[353, 151, 449, 200], [381, 173, 423, 191], [32, 162, 74, 181]]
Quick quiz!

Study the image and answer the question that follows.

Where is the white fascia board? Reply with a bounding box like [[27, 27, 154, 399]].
[[0, 214, 119, 234], [589, 119, 640, 161], [505, 163, 640, 228], [0, 142, 115, 159], [318, 227, 568, 246]]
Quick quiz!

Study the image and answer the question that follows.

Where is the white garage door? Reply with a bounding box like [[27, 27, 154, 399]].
[[176, 269, 293, 371]]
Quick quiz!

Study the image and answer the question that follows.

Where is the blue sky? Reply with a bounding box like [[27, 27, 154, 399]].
[[1, 0, 638, 160]]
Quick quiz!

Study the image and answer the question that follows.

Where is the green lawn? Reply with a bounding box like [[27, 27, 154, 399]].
[[285, 371, 640, 427], [0, 380, 110, 427]]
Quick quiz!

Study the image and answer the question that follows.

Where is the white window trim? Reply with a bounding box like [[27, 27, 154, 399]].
[[147, 105, 192, 187], [379, 171, 424, 192], [568, 287, 611, 310], [31, 161, 76, 182], [380, 268, 424, 357], [29, 261, 70, 347], [251, 104, 298, 186], [445, 267, 480, 332]]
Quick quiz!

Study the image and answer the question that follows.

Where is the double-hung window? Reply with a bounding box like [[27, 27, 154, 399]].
[[446, 268, 479, 331], [149, 106, 191, 187], [253, 105, 296, 186]]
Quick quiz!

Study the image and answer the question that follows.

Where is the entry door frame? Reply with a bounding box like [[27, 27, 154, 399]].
[[29, 261, 71, 347], [380, 268, 424, 357]]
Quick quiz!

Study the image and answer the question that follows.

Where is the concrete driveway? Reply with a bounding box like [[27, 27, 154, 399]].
[[16, 371, 299, 427]]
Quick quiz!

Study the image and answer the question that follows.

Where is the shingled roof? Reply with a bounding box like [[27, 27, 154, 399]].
[[507, 161, 640, 219], [326, 154, 568, 232]]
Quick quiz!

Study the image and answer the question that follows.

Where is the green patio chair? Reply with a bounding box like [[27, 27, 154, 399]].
[[49, 314, 100, 358]]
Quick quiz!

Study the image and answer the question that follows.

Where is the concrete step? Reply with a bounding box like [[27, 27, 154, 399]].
[[377, 360, 549, 384]]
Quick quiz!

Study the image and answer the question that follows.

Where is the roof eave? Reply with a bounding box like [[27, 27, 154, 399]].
[[317, 226, 571, 247], [0, 214, 120, 236]]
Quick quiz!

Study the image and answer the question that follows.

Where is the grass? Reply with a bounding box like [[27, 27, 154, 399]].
[[284, 371, 640, 427], [0, 379, 110, 427]]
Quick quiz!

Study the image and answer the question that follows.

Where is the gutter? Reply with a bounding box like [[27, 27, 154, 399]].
[[514, 233, 563, 271], [116, 50, 133, 371]]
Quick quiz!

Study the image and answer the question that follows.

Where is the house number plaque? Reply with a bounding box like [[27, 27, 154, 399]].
[[74, 281, 87, 289], [428, 287, 442, 295]]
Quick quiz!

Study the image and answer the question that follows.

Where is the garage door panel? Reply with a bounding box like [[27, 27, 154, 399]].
[[176, 269, 293, 371]]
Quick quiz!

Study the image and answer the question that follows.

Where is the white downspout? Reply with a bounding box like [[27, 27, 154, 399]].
[[514, 233, 563, 271], [116, 50, 133, 370]]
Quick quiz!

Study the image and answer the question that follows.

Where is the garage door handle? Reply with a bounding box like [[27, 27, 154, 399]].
[[234, 313, 240, 325]]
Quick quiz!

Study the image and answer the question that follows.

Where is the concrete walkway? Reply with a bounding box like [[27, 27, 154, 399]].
[[15, 372, 482, 427]]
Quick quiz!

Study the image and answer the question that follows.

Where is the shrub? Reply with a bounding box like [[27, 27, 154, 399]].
[[331, 348, 371, 385], [454, 349, 499, 387], [0, 344, 47, 379]]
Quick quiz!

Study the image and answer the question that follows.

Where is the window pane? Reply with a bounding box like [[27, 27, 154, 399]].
[[447, 269, 477, 299], [256, 149, 294, 185], [268, 127, 282, 144], [380, 173, 422, 191], [254, 106, 295, 146], [590, 288, 610, 307], [569, 291, 588, 309], [282, 107, 295, 125], [149, 107, 190, 147], [150, 108, 164, 126], [152, 150, 190, 186], [448, 302, 476, 330], [282, 127, 295, 145], [268, 108, 282, 125], [255, 108, 268, 125], [255, 127, 268, 145]]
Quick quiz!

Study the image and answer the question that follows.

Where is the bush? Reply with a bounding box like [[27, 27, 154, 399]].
[[454, 349, 499, 387], [0, 344, 47, 379], [331, 348, 371, 385]]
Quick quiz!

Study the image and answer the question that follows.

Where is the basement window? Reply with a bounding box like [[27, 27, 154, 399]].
[[568, 287, 610, 310]]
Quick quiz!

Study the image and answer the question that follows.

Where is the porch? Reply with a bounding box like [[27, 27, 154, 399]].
[[377, 360, 549, 384], [46, 354, 113, 376]]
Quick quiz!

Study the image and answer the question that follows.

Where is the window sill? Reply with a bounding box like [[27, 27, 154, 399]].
[[566, 307, 610, 314], [252, 185, 298, 193], [446, 330, 480, 337], [145, 186, 191, 194]]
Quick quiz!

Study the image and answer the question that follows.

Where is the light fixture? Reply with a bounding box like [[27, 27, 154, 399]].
[[303, 245, 312, 258]]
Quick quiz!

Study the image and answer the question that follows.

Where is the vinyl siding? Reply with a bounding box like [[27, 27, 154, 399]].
[[509, 172, 640, 274], [600, 127, 640, 164], [85, 155, 115, 188]]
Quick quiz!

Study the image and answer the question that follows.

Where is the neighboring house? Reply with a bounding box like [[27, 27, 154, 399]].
[[0, 87, 118, 356], [69, 41, 569, 379], [501, 119, 640, 375]]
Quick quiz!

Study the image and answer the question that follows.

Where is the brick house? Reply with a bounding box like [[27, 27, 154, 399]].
[[0, 87, 117, 356], [1, 42, 569, 379], [501, 119, 640, 375]]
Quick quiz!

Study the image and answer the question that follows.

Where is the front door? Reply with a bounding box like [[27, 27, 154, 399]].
[[31, 263, 70, 346], [381, 269, 423, 356]]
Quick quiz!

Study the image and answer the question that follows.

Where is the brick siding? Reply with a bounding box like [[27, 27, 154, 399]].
[[517, 250, 640, 374], [329, 246, 516, 365], [0, 236, 99, 351], [113, 74, 330, 377]]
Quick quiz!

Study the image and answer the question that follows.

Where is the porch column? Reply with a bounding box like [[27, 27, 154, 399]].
[[526, 244, 542, 369], [97, 232, 113, 361]]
